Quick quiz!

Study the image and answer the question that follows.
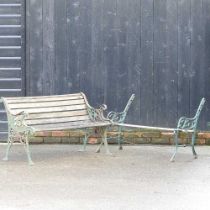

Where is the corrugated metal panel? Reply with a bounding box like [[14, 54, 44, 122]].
[[0, 0, 25, 141]]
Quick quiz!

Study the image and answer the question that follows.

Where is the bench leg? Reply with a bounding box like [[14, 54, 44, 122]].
[[79, 133, 88, 152], [95, 142, 103, 153], [2, 128, 14, 161], [21, 132, 34, 165], [95, 127, 112, 155], [170, 130, 179, 162], [103, 129, 112, 155], [117, 126, 123, 150], [191, 132, 197, 159]]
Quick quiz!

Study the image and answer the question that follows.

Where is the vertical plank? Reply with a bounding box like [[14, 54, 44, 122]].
[[20, 0, 26, 96], [177, 0, 191, 120], [66, 0, 80, 92], [90, 0, 105, 105], [102, 0, 118, 109], [78, 0, 92, 103], [26, 0, 43, 96], [141, 0, 154, 125], [165, 0, 178, 127], [54, 0, 67, 94], [203, 0, 210, 129], [43, 0, 55, 95], [116, 0, 128, 112], [153, 0, 167, 126], [124, 0, 141, 124], [190, 0, 205, 128]]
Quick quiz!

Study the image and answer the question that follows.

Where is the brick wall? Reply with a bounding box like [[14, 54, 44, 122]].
[[29, 130, 210, 145]]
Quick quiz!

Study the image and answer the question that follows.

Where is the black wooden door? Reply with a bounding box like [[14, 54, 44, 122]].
[[0, 0, 25, 140]]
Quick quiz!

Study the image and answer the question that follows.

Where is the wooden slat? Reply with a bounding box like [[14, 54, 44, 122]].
[[0, 48, 21, 56], [0, 36, 21, 45], [43, 0, 54, 95], [10, 104, 87, 114], [5, 93, 82, 102], [26, 115, 90, 125], [0, 0, 21, 3], [0, 7, 21, 14], [0, 90, 21, 96], [0, 80, 21, 89], [54, 0, 67, 94], [0, 17, 21, 25], [27, 110, 88, 119], [32, 121, 111, 131], [0, 57, 21, 67], [0, 27, 21, 35], [140, 0, 154, 126], [0, 69, 21, 77], [9, 99, 85, 109]]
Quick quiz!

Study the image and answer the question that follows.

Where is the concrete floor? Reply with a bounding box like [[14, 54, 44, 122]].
[[0, 144, 210, 210]]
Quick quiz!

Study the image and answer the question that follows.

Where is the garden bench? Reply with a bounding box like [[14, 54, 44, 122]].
[[1, 92, 112, 165]]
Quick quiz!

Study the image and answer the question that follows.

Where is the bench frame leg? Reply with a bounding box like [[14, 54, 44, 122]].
[[3, 128, 14, 161], [20, 131, 34, 165], [191, 132, 197, 159], [170, 130, 179, 162], [79, 129, 91, 152], [170, 130, 198, 162], [95, 127, 112, 155], [117, 126, 123, 150]]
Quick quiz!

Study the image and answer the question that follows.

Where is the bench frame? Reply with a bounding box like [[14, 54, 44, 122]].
[[1, 93, 112, 165], [81, 94, 135, 152], [170, 98, 206, 161]]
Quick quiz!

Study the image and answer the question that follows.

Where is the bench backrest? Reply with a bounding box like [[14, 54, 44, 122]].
[[2, 92, 92, 127]]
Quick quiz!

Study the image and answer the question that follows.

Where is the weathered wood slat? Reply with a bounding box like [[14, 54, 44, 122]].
[[32, 121, 110, 131], [5, 93, 83, 102], [27, 110, 88, 120], [26, 115, 90, 125], [10, 104, 87, 114], [0, 37, 21, 46], [0, 7, 21, 14], [9, 99, 85, 109], [0, 80, 21, 89]]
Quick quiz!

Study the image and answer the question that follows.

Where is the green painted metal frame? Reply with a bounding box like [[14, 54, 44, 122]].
[[170, 98, 206, 162], [1, 93, 112, 165], [81, 94, 135, 151], [107, 94, 135, 150]]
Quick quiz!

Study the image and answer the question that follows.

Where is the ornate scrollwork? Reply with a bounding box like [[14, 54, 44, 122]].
[[87, 104, 108, 121], [107, 111, 126, 123], [9, 111, 33, 134], [177, 117, 197, 130], [13, 112, 28, 128]]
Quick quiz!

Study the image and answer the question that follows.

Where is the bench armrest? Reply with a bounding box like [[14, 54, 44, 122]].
[[177, 116, 197, 130], [87, 104, 108, 121], [107, 111, 126, 123], [12, 111, 29, 117], [7, 111, 34, 133]]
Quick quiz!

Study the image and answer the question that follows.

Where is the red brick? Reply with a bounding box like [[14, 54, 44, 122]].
[[197, 139, 206, 145], [35, 131, 52, 137], [88, 137, 99, 144], [198, 132, 210, 139], [52, 131, 69, 137], [161, 132, 174, 138]]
